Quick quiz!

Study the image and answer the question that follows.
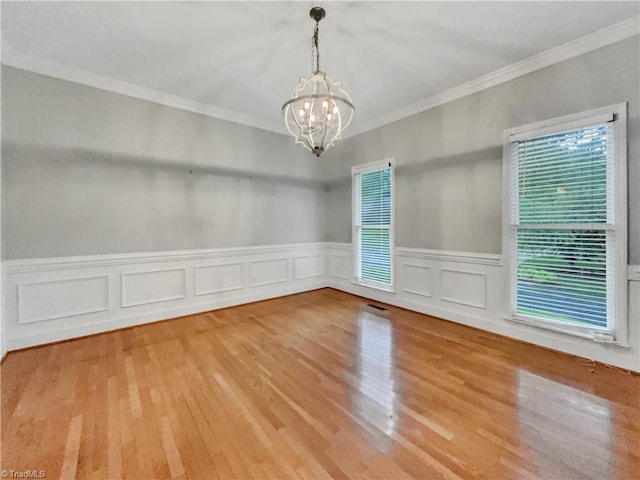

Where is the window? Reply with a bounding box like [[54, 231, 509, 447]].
[[504, 104, 627, 342], [352, 159, 394, 291]]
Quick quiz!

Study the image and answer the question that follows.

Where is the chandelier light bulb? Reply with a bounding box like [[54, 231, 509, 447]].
[[281, 7, 355, 157]]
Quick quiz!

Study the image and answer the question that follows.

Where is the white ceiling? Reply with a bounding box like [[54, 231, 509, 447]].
[[3, 1, 639, 135]]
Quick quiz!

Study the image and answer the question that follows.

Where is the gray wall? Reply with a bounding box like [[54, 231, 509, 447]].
[[2, 67, 326, 259], [323, 37, 640, 263], [3, 37, 639, 262]]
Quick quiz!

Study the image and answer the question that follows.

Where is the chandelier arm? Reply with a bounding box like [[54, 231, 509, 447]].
[[285, 109, 312, 152], [291, 108, 307, 133], [319, 121, 327, 149], [301, 125, 313, 149]]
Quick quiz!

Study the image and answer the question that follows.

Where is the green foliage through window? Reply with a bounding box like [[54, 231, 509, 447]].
[[514, 124, 611, 328]]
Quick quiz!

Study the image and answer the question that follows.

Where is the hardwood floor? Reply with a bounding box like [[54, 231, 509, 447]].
[[1, 288, 638, 479]]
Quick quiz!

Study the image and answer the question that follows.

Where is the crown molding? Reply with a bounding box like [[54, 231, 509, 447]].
[[2, 15, 638, 139], [344, 15, 640, 139], [1, 46, 286, 135]]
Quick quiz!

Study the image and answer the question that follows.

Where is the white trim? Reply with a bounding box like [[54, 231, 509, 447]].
[[396, 247, 501, 266], [249, 258, 289, 287], [505, 104, 621, 140], [502, 131, 517, 335], [329, 254, 349, 280], [194, 262, 244, 296], [507, 313, 618, 344], [351, 279, 395, 294], [351, 157, 396, 175], [17, 275, 110, 324], [1, 46, 285, 135], [345, 16, 639, 138], [509, 113, 614, 142], [440, 268, 487, 309], [502, 103, 628, 344], [292, 254, 326, 280], [613, 104, 629, 344], [2, 242, 327, 274], [330, 243, 503, 267], [399, 263, 433, 298], [352, 159, 396, 290], [629, 265, 640, 281], [121, 268, 187, 308]]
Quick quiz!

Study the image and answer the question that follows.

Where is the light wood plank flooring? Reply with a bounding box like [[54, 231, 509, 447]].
[[2, 288, 639, 479]]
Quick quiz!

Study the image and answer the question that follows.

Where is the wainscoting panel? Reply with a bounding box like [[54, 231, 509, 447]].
[[122, 268, 187, 308], [330, 254, 349, 280], [18, 275, 109, 324], [195, 263, 243, 296], [293, 255, 325, 280], [250, 258, 289, 287], [441, 268, 487, 309], [400, 263, 433, 298], [3, 243, 326, 351]]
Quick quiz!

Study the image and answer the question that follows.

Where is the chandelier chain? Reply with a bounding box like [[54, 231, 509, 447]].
[[312, 21, 320, 73]]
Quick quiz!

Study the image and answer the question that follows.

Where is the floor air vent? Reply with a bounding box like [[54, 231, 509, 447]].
[[367, 304, 387, 311], [364, 303, 390, 318]]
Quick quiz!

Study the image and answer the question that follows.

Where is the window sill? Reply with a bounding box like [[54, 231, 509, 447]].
[[503, 314, 629, 347], [352, 280, 396, 295]]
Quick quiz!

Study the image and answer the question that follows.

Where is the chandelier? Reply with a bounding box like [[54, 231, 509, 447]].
[[282, 7, 355, 157]]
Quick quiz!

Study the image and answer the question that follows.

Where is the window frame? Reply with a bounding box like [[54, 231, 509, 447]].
[[502, 104, 628, 344], [352, 158, 396, 293]]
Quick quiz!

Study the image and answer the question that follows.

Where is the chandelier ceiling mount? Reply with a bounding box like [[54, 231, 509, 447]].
[[309, 6, 326, 24]]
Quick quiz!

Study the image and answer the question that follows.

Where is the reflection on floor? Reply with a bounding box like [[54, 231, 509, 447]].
[[351, 311, 399, 451], [518, 370, 613, 479]]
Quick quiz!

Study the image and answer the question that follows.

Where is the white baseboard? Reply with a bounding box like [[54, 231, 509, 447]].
[[4, 242, 639, 372]]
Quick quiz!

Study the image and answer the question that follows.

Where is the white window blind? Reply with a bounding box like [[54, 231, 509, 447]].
[[354, 163, 393, 288], [511, 121, 617, 331]]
